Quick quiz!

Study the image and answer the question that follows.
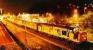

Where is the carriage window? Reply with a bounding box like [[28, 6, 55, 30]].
[[57, 29, 61, 35], [62, 31, 67, 35]]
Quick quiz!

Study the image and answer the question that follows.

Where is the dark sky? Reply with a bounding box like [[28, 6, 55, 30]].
[[0, 0, 93, 14]]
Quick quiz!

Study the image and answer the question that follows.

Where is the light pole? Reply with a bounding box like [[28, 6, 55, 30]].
[[84, 7, 87, 13]]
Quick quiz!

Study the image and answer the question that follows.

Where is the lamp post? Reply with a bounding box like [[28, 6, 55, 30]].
[[84, 7, 87, 13]]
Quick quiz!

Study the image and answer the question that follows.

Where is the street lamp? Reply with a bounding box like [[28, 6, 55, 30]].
[[84, 7, 87, 13]]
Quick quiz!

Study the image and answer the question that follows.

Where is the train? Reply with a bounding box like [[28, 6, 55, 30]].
[[25, 22, 87, 43], [8, 17, 87, 43]]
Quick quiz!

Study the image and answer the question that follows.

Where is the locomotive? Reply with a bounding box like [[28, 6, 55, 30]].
[[26, 22, 87, 43]]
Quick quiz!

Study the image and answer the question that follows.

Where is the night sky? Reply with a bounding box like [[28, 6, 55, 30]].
[[0, 0, 93, 14]]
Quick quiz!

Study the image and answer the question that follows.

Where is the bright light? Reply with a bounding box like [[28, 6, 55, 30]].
[[32, 18, 39, 23], [32, 17, 48, 23], [0, 8, 3, 14], [21, 14, 31, 22], [84, 7, 87, 10], [45, 13, 54, 22], [39, 18, 47, 23], [0, 15, 3, 21], [73, 9, 79, 17], [74, 9, 78, 13], [69, 9, 80, 25]]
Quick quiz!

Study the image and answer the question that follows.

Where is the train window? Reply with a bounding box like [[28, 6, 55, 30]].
[[57, 29, 61, 35], [62, 31, 67, 35]]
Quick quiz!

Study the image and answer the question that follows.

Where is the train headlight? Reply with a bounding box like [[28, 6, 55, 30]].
[[73, 27, 79, 33]]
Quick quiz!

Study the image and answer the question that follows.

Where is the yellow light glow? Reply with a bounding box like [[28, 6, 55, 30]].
[[0, 15, 3, 21], [21, 14, 31, 22], [32, 18, 39, 23], [69, 9, 80, 25], [46, 13, 54, 22]]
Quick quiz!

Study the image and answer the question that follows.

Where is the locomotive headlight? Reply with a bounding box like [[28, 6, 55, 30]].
[[73, 27, 79, 33]]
